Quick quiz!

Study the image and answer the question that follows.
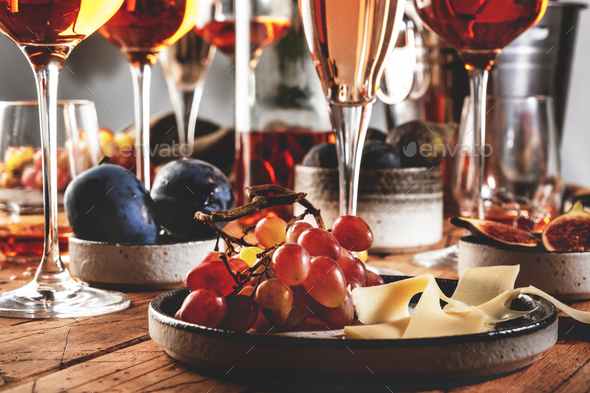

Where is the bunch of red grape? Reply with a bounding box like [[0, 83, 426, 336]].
[[174, 215, 384, 332]]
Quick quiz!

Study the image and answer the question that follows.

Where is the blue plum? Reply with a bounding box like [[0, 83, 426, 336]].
[[361, 139, 401, 170], [64, 164, 159, 244], [302, 143, 338, 169], [150, 159, 235, 240]]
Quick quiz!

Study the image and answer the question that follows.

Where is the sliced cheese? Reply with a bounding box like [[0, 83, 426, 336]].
[[518, 287, 590, 324], [352, 276, 430, 325], [350, 275, 485, 339], [346, 265, 590, 340], [451, 265, 520, 306], [476, 289, 532, 323], [402, 276, 485, 339], [344, 316, 411, 339]]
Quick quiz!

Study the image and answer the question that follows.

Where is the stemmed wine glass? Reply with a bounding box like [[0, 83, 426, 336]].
[[299, 0, 406, 216], [196, 0, 292, 65], [414, 0, 548, 220], [195, 0, 292, 115], [0, 0, 130, 318], [160, 30, 215, 147], [411, 0, 548, 269], [99, 0, 201, 190]]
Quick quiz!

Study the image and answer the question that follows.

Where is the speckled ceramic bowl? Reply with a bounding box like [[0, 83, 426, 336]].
[[149, 276, 557, 392], [459, 235, 590, 301], [69, 237, 218, 290], [294, 166, 443, 253]]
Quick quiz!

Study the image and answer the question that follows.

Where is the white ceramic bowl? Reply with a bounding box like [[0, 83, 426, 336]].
[[459, 236, 590, 300], [69, 237, 218, 290]]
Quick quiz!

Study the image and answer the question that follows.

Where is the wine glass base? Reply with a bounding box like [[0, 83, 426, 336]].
[[0, 279, 130, 319], [412, 245, 459, 270]]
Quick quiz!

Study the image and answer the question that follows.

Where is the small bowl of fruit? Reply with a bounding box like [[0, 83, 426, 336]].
[[455, 201, 590, 300], [65, 159, 235, 290], [294, 121, 455, 253]]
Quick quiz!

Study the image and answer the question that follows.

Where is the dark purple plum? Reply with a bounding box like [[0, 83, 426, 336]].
[[150, 159, 235, 240], [64, 164, 159, 244], [302, 143, 338, 169], [361, 139, 401, 170]]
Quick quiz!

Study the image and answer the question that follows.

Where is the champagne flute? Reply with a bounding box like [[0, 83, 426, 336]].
[[0, 0, 130, 318], [99, 0, 200, 190], [160, 30, 215, 147], [414, 0, 548, 219], [299, 0, 406, 216]]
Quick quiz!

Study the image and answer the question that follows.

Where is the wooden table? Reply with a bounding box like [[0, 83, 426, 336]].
[[1, 226, 590, 393]]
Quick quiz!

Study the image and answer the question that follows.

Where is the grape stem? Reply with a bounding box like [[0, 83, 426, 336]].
[[195, 185, 325, 229], [193, 185, 326, 299]]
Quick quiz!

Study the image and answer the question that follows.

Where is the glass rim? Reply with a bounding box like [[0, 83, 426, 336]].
[[0, 99, 96, 108]]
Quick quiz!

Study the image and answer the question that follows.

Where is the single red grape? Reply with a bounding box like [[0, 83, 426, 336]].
[[335, 250, 367, 286], [255, 278, 293, 327], [345, 275, 363, 291], [271, 243, 311, 286], [228, 257, 249, 273], [286, 221, 313, 243], [185, 260, 237, 296], [332, 215, 374, 251], [200, 251, 223, 264], [218, 295, 259, 332], [303, 256, 346, 308], [298, 228, 340, 260], [281, 285, 311, 331], [176, 289, 227, 328], [311, 292, 354, 328], [366, 270, 385, 287]]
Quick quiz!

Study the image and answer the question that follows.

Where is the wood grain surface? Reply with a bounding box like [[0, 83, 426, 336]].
[[1, 224, 590, 393]]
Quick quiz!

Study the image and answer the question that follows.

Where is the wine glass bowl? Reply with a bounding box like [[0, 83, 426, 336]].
[[414, 0, 548, 70], [195, 0, 293, 61], [0, 0, 123, 47], [99, 0, 200, 66]]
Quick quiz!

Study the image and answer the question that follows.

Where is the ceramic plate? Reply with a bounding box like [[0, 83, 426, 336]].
[[149, 276, 558, 392]]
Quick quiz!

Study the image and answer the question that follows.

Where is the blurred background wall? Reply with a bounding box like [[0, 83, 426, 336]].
[[0, 2, 588, 186]]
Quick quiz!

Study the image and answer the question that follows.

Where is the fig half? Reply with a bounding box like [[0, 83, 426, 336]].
[[542, 201, 590, 252], [450, 217, 540, 248]]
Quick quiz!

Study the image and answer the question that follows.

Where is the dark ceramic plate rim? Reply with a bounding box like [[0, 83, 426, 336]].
[[460, 235, 590, 255], [149, 275, 557, 349]]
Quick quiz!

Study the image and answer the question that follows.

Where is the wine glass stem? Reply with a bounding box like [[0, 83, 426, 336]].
[[186, 83, 206, 147], [31, 54, 67, 278], [330, 102, 374, 216], [468, 67, 489, 220], [130, 63, 152, 190]]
